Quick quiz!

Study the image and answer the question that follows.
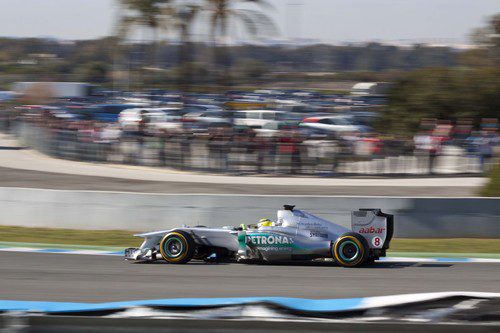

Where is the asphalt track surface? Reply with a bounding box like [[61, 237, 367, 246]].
[[0, 166, 481, 196], [1, 252, 499, 302]]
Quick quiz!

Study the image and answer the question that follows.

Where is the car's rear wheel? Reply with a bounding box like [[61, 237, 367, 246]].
[[159, 231, 195, 264], [332, 232, 369, 267]]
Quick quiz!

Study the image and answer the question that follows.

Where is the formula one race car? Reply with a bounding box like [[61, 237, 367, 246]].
[[125, 205, 394, 267]]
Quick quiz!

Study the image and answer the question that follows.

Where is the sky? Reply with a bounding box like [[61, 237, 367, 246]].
[[0, 0, 499, 45]]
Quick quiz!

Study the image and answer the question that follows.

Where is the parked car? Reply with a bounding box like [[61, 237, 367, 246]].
[[80, 104, 145, 123], [119, 107, 182, 131], [234, 110, 301, 129], [182, 109, 233, 126], [300, 116, 369, 133]]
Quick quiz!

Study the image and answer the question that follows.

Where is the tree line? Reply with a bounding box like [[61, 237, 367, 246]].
[[0, 37, 460, 83], [380, 14, 500, 134]]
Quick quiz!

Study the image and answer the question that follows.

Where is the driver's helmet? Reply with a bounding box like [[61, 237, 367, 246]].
[[258, 218, 273, 227]]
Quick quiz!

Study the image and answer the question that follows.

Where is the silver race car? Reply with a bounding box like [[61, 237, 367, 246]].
[[125, 205, 394, 267]]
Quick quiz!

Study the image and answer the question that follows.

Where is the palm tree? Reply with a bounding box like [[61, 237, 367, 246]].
[[166, 2, 202, 89], [203, 0, 275, 44], [116, 0, 172, 87], [175, 4, 200, 47], [201, 0, 277, 86]]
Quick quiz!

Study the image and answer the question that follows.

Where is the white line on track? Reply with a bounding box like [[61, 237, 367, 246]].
[[1, 247, 500, 262]]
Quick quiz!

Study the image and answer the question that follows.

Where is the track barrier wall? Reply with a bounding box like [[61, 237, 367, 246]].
[[1, 292, 499, 331], [0, 187, 498, 237]]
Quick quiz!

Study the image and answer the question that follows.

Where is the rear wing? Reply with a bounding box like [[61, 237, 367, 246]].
[[351, 209, 394, 250]]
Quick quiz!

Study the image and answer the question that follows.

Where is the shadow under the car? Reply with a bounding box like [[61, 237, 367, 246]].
[[262, 261, 417, 268], [132, 260, 232, 265], [414, 263, 454, 268], [0, 146, 26, 150], [131, 260, 453, 268]]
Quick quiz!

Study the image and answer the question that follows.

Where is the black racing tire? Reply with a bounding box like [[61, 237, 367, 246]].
[[159, 230, 196, 264], [332, 232, 369, 267]]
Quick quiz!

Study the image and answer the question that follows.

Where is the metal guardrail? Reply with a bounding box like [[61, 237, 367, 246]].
[[1, 292, 499, 332], [0, 316, 499, 333], [1, 316, 497, 333]]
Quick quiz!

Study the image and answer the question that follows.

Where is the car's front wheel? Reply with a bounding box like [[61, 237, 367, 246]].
[[159, 231, 195, 264], [332, 232, 369, 267]]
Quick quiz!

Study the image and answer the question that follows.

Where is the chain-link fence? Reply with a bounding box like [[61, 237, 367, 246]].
[[9, 120, 490, 176]]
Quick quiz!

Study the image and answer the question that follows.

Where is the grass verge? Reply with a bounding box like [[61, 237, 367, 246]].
[[480, 163, 500, 197], [388, 238, 500, 254], [0, 226, 499, 254], [0, 226, 139, 247]]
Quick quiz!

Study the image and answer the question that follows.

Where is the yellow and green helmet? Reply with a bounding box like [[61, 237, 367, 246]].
[[258, 218, 273, 226]]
